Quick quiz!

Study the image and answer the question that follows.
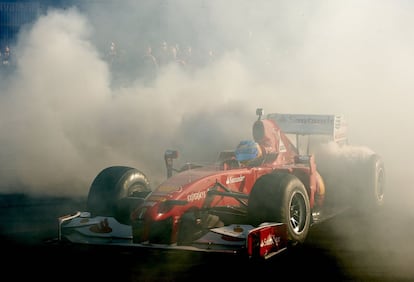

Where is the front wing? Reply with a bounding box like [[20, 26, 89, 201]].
[[58, 212, 288, 259]]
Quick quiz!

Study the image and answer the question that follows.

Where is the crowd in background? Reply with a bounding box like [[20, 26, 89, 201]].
[[0, 37, 270, 88], [105, 39, 220, 86], [0, 39, 219, 86]]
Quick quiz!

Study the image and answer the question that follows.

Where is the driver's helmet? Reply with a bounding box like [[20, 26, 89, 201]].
[[235, 140, 262, 164]]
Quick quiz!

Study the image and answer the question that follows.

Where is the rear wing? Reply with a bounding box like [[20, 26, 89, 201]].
[[266, 113, 347, 144]]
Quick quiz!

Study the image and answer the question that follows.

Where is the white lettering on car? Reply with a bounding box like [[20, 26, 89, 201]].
[[187, 191, 207, 202], [260, 234, 281, 248], [226, 175, 245, 184]]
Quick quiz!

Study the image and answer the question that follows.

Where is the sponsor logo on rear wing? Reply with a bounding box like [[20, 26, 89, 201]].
[[267, 113, 347, 143]]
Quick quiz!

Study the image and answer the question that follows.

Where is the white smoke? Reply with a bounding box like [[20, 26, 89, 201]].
[[0, 1, 412, 210]]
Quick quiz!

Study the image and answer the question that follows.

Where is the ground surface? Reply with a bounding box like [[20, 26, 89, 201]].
[[1, 193, 414, 282]]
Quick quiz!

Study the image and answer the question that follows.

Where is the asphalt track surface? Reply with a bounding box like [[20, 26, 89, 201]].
[[1, 193, 414, 282]]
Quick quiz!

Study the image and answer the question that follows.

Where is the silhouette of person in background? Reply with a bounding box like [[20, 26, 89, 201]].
[[157, 41, 170, 67], [107, 41, 118, 66], [141, 45, 159, 83], [2, 45, 11, 66]]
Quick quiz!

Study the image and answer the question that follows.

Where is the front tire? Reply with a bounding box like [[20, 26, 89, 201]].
[[247, 172, 311, 246], [87, 166, 151, 225]]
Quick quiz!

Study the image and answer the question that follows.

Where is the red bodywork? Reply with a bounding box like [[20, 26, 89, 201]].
[[130, 118, 322, 244]]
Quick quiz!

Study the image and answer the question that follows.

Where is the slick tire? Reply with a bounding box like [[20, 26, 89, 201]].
[[353, 153, 386, 213], [87, 166, 151, 225], [247, 172, 311, 246]]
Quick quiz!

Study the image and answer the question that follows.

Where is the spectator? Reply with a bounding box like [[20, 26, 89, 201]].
[[107, 41, 118, 66], [170, 45, 186, 67], [2, 45, 10, 66], [156, 40, 171, 67], [141, 45, 159, 82], [181, 45, 193, 66]]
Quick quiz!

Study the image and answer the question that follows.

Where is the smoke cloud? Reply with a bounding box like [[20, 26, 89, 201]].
[[0, 0, 412, 213]]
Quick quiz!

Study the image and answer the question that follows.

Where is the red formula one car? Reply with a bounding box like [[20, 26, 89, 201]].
[[57, 109, 385, 260]]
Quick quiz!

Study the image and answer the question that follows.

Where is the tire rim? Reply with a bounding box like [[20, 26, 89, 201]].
[[128, 183, 147, 197], [289, 191, 307, 234]]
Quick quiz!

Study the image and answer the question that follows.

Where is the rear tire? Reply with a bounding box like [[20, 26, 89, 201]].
[[247, 172, 311, 246], [87, 166, 151, 225], [354, 154, 385, 213]]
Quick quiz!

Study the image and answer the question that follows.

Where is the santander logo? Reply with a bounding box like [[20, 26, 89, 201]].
[[226, 175, 245, 184], [261, 234, 281, 248]]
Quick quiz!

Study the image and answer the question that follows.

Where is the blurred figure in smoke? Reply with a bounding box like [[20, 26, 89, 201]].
[[106, 41, 128, 87], [206, 48, 215, 65], [181, 45, 193, 65], [180, 45, 195, 72], [156, 40, 171, 67], [2, 45, 11, 66], [141, 45, 159, 84], [170, 44, 186, 67], [107, 41, 118, 66]]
